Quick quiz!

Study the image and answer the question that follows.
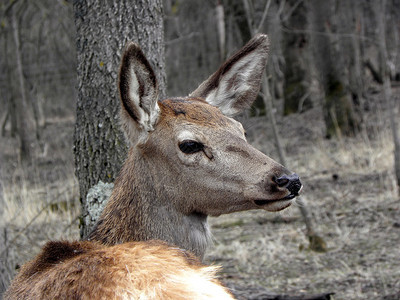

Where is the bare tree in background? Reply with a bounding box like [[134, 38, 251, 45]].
[[164, 1, 221, 97], [1, 28, 18, 138], [73, 0, 166, 238], [216, 1, 225, 61], [241, 0, 326, 252], [282, 0, 311, 115], [375, 0, 400, 194], [7, 2, 34, 162], [346, 0, 365, 117], [309, 0, 360, 139], [1, 0, 75, 156]]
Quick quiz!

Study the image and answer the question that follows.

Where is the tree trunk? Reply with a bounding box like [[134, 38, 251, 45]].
[[10, 7, 33, 162], [309, 0, 360, 138], [348, 1, 365, 110], [375, 0, 400, 194], [216, 1, 225, 61], [282, 0, 311, 115], [2, 31, 18, 138], [229, 0, 252, 44], [27, 84, 45, 141], [388, 80, 400, 195], [73, 0, 166, 239]]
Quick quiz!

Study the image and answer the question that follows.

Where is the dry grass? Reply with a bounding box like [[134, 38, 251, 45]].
[[0, 176, 79, 266], [1, 89, 399, 299], [0, 118, 80, 294]]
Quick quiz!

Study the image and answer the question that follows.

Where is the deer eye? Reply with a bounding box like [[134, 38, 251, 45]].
[[179, 140, 204, 154]]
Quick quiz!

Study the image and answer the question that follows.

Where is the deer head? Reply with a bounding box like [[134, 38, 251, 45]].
[[89, 34, 302, 258]]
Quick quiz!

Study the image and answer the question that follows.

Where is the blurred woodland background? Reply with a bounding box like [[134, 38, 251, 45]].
[[0, 0, 400, 299]]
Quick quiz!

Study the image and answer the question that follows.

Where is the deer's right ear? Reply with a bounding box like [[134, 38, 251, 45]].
[[190, 34, 269, 116], [119, 42, 159, 141]]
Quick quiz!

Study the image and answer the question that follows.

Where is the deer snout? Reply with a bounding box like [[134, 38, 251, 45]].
[[274, 174, 302, 196]]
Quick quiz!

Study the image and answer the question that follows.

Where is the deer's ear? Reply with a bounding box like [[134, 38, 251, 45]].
[[119, 42, 159, 141], [190, 34, 269, 116]]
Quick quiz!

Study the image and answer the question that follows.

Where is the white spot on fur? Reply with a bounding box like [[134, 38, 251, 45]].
[[167, 266, 234, 299], [177, 130, 197, 142], [187, 217, 212, 258]]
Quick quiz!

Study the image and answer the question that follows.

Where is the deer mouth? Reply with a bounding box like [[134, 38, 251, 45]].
[[253, 193, 297, 207]]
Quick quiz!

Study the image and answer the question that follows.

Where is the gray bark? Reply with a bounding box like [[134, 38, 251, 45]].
[[387, 80, 400, 194], [73, 0, 165, 239], [348, 1, 365, 109], [309, 0, 360, 138], [216, 2, 225, 61], [282, 0, 311, 115], [10, 6, 33, 162], [2, 31, 18, 138], [376, 0, 400, 194]]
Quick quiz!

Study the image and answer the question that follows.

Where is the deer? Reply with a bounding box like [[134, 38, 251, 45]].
[[5, 34, 302, 299], [5, 240, 235, 299]]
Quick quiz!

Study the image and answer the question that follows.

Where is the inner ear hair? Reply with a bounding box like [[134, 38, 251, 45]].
[[118, 42, 160, 138], [189, 34, 269, 116]]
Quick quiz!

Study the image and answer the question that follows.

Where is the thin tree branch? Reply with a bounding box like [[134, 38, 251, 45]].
[[281, 0, 303, 23], [255, 0, 272, 34]]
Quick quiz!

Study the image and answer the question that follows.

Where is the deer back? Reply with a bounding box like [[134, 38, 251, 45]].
[[4, 240, 234, 299]]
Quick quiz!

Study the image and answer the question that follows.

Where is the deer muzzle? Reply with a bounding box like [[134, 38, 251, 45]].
[[274, 173, 302, 198]]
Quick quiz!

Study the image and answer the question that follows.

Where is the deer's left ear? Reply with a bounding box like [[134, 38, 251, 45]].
[[119, 42, 159, 141], [190, 34, 269, 116]]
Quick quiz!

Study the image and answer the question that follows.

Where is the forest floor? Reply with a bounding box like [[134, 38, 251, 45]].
[[0, 86, 399, 299]]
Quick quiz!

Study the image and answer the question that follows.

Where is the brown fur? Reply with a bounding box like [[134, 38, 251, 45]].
[[5, 240, 234, 299], [159, 97, 232, 127]]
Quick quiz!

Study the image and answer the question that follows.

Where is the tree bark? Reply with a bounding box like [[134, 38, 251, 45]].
[[375, 0, 400, 194], [388, 80, 400, 195], [73, 0, 166, 239], [347, 1, 365, 109], [216, 1, 225, 61], [10, 6, 33, 162], [282, 0, 311, 115], [309, 0, 360, 138], [2, 30, 18, 138]]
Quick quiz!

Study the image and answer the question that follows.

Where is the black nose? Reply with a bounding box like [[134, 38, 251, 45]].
[[275, 174, 302, 195]]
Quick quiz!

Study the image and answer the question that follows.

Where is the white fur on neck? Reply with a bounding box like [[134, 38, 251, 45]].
[[184, 214, 212, 259]]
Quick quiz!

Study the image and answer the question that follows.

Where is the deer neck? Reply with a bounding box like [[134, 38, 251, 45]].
[[88, 149, 211, 260]]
